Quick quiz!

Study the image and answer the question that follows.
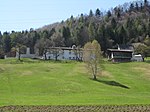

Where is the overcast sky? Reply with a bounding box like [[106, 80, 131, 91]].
[[0, 0, 135, 33]]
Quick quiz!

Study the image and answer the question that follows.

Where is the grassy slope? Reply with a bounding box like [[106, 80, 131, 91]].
[[0, 59, 150, 106]]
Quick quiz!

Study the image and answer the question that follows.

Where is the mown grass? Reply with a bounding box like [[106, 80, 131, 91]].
[[0, 58, 150, 106]]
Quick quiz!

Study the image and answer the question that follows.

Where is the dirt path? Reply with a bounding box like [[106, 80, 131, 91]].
[[0, 105, 150, 112]]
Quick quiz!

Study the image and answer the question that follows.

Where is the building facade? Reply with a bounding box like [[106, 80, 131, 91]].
[[132, 54, 144, 62], [107, 49, 133, 62], [43, 47, 83, 61], [16, 47, 36, 59]]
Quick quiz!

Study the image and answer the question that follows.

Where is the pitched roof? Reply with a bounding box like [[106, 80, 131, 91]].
[[107, 49, 133, 52]]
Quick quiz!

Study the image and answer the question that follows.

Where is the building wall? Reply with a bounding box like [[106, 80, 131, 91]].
[[16, 47, 36, 59], [112, 58, 131, 62], [44, 49, 82, 60], [15, 47, 83, 60], [132, 54, 144, 62], [108, 51, 133, 62]]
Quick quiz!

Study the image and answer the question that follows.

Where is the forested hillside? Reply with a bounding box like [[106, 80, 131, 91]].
[[0, 0, 150, 56]]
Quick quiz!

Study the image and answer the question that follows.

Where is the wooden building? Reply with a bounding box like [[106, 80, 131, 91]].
[[107, 49, 133, 62]]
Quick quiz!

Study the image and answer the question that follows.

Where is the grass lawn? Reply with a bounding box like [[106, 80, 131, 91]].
[[0, 58, 150, 106]]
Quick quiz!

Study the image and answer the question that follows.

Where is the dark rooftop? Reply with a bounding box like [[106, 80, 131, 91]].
[[107, 49, 133, 52]]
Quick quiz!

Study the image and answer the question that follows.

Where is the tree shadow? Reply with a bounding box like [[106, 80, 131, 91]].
[[93, 79, 130, 89]]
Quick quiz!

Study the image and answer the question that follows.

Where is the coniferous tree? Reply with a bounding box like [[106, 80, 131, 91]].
[[0, 32, 2, 47], [136, 2, 139, 11], [2, 32, 11, 53], [62, 26, 71, 46], [88, 21, 95, 41], [1, 0, 150, 57], [89, 10, 94, 17], [144, 0, 148, 7], [95, 8, 101, 17], [107, 10, 112, 18]]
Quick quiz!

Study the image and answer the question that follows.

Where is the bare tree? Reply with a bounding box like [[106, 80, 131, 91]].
[[72, 45, 83, 61], [49, 47, 63, 61], [83, 40, 102, 80], [12, 43, 26, 61], [34, 38, 53, 60]]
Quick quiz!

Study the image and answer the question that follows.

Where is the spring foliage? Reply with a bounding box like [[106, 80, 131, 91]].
[[83, 40, 102, 80]]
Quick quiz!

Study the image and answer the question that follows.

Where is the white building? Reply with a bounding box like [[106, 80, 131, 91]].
[[131, 54, 144, 62], [16, 47, 36, 59], [43, 46, 83, 61]]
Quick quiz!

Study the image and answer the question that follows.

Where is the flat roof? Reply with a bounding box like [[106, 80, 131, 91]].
[[107, 49, 133, 52]]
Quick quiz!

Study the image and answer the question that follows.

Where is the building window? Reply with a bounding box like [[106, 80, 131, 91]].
[[62, 56, 64, 59], [69, 57, 71, 60]]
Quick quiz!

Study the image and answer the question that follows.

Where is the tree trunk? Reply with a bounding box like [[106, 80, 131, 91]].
[[44, 53, 47, 60], [18, 49, 21, 61], [18, 54, 21, 61], [56, 55, 58, 61], [93, 74, 97, 80]]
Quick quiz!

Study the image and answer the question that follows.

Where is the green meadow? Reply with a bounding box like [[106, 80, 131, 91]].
[[0, 58, 150, 106]]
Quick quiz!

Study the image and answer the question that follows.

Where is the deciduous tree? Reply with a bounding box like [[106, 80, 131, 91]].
[[34, 38, 53, 60], [12, 43, 26, 61], [83, 40, 102, 80]]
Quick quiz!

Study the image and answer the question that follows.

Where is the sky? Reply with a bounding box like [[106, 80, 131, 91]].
[[0, 0, 135, 33]]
